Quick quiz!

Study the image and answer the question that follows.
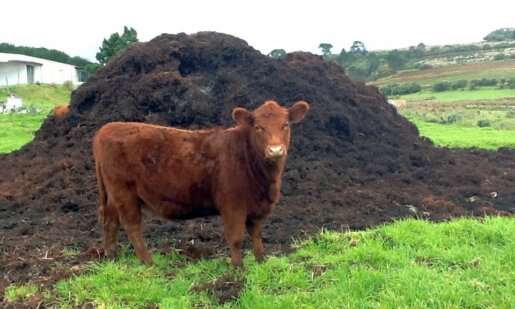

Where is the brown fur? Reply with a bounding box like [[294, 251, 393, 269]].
[[93, 100, 309, 267], [53, 104, 69, 116]]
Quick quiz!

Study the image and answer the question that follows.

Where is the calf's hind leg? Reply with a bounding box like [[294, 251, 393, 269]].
[[117, 195, 152, 265], [102, 199, 121, 258]]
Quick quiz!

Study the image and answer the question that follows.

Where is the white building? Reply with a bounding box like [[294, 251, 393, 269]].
[[0, 52, 86, 86]]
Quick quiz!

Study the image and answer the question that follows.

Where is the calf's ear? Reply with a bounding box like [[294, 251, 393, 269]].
[[232, 107, 253, 126], [289, 101, 309, 123]]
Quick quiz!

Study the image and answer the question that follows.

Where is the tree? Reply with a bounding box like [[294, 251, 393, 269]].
[[349, 41, 367, 56], [318, 43, 333, 56], [386, 49, 407, 70], [345, 53, 381, 81], [71, 56, 92, 67], [337, 48, 352, 65], [268, 49, 286, 58], [409, 43, 426, 58], [365, 53, 380, 73], [483, 28, 515, 42], [96, 26, 138, 65]]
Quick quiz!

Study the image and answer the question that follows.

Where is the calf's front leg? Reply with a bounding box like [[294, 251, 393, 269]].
[[247, 217, 266, 262], [221, 210, 246, 268]]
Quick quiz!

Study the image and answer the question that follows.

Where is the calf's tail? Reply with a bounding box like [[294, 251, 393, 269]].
[[95, 159, 108, 225]]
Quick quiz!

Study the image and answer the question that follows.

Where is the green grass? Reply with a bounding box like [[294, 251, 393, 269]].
[[6, 217, 512, 308], [0, 84, 71, 153], [396, 91, 515, 149], [407, 117, 515, 150], [4, 284, 38, 303], [400, 87, 515, 102], [1, 84, 72, 110], [0, 113, 46, 153]]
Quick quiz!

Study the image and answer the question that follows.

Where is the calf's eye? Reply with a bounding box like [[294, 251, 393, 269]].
[[283, 123, 290, 129]]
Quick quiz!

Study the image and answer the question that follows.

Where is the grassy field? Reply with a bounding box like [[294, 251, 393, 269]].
[[0, 84, 71, 153], [0, 83, 72, 110], [0, 114, 46, 153], [401, 87, 515, 102], [407, 117, 515, 149], [393, 86, 515, 149], [6, 217, 514, 308], [373, 59, 515, 88]]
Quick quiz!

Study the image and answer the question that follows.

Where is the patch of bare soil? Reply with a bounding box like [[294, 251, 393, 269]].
[[191, 273, 244, 304], [1, 32, 514, 305]]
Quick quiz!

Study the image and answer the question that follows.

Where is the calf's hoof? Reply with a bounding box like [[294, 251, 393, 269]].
[[255, 255, 267, 263]]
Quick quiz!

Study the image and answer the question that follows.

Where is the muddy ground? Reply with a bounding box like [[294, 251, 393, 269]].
[[1, 32, 514, 306]]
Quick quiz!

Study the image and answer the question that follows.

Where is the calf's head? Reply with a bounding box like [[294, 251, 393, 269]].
[[233, 100, 309, 162]]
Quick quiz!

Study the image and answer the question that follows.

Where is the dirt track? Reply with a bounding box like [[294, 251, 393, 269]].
[[1, 32, 514, 304]]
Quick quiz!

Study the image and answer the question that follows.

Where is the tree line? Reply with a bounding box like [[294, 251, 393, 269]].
[[0, 43, 92, 68]]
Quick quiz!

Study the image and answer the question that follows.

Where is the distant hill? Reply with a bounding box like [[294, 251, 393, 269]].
[[372, 59, 515, 88], [323, 36, 515, 83], [387, 40, 515, 67]]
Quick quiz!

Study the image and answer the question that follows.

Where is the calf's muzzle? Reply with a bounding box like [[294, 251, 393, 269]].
[[266, 145, 285, 160]]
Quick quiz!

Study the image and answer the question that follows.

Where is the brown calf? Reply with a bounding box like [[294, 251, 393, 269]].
[[53, 104, 69, 116], [93, 100, 309, 267]]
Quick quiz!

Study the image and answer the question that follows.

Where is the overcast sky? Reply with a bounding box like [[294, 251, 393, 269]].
[[3, 0, 513, 62]]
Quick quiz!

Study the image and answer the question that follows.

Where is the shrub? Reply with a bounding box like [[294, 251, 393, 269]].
[[379, 83, 398, 96], [480, 78, 498, 86], [506, 109, 515, 118], [379, 82, 422, 96], [451, 79, 467, 90], [506, 78, 515, 89], [432, 81, 451, 92], [439, 113, 462, 124], [485, 78, 498, 86], [402, 82, 422, 94], [477, 119, 491, 127], [493, 53, 506, 61], [469, 78, 498, 89], [370, 65, 394, 80], [417, 63, 432, 70], [62, 80, 75, 92]]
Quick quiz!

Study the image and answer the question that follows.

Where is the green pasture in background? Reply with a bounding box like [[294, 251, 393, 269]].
[[0, 84, 71, 153]]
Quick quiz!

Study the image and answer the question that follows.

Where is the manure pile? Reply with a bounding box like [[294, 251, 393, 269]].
[[1, 32, 513, 294]]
